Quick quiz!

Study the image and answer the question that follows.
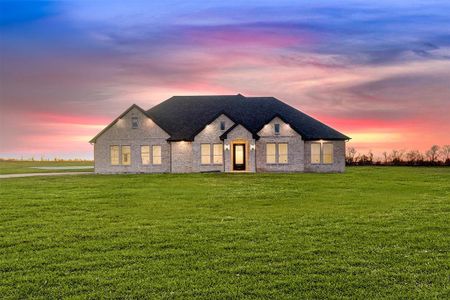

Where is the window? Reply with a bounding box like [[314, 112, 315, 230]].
[[213, 144, 223, 164], [110, 145, 119, 165], [311, 143, 334, 164], [131, 117, 139, 129], [266, 143, 276, 164], [323, 143, 334, 164], [121, 146, 131, 165], [220, 121, 225, 131], [152, 145, 162, 165], [311, 143, 321, 164], [278, 143, 288, 164], [201, 144, 211, 164], [274, 123, 280, 135], [141, 146, 150, 165]]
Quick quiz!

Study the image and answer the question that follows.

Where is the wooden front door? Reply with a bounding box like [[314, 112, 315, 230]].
[[233, 144, 246, 171]]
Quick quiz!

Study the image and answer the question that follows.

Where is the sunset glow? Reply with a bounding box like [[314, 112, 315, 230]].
[[1, 1, 449, 159]]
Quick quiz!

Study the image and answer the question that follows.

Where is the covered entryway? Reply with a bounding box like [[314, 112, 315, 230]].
[[233, 143, 246, 171], [222, 124, 256, 172]]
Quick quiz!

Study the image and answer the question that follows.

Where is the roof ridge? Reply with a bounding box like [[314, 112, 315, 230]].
[[170, 94, 244, 97]]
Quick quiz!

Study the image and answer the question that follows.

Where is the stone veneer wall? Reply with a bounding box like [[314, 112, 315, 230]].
[[192, 114, 234, 172], [170, 141, 193, 173], [94, 107, 170, 173], [94, 108, 346, 174], [224, 125, 256, 172], [255, 117, 304, 172], [304, 140, 346, 172]]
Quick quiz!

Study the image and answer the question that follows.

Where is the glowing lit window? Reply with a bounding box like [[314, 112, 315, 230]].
[[152, 145, 162, 165], [278, 143, 288, 164], [213, 144, 223, 164], [274, 123, 280, 135], [141, 146, 150, 165], [110, 145, 119, 165], [121, 146, 131, 165], [201, 144, 211, 164], [266, 143, 276, 164], [220, 121, 225, 131], [323, 143, 334, 164], [311, 143, 321, 164], [132, 117, 139, 129]]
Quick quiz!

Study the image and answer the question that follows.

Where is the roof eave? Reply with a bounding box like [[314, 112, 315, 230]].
[[89, 104, 170, 143]]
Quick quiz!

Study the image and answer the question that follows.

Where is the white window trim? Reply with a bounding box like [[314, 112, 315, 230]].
[[200, 143, 223, 165], [141, 145, 150, 165], [152, 145, 162, 165], [322, 143, 334, 165], [266, 143, 277, 164], [200, 143, 211, 165], [278, 143, 288, 164], [266, 142, 288, 164], [212, 143, 223, 165], [121, 145, 131, 165], [311, 142, 334, 165], [110, 145, 120, 166]]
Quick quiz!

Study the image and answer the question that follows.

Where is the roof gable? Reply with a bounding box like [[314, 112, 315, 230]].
[[89, 104, 168, 143], [146, 95, 349, 141]]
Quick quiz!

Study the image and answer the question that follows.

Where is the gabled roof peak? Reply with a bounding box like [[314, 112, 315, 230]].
[[146, 95, 349, 141]]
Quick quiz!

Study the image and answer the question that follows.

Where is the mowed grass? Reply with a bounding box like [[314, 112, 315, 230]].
[[0, 167, 449, 299], [0, 161, 93, 174]]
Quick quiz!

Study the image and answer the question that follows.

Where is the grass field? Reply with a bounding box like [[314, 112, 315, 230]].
[[0, 160, 93, 174], [0, 167, 449, 298]]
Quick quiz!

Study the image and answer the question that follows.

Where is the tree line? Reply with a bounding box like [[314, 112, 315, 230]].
[[346, 145, 450, 166]]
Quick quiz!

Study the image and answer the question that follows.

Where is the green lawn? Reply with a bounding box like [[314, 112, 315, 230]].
[[0, 160, 93, 174], [0, 167, 449, 299]]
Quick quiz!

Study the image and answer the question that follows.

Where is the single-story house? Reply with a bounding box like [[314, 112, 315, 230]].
[[90, 94, 350, 173]]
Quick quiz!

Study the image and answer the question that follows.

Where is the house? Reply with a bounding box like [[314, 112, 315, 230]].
[[90, 95, 350, 173]]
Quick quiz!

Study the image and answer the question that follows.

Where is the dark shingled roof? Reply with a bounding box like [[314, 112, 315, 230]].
[[146, 94, 349, 141]]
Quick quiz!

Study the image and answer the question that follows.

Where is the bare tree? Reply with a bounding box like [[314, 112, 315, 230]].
[[382, 151, 389, 164], [390, 149, 405, 164], [426, 145, 440, 163], [440, 145, 450, 164], [346, 147, 357, 165], [406, 150, 419, 164]]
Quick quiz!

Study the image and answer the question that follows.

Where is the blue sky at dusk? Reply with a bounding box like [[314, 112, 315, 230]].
[[1, 0, 449, 159]]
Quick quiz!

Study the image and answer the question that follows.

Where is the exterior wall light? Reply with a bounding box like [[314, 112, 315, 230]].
[[250, 144, 256, 150], [224, 144, 230, 151]]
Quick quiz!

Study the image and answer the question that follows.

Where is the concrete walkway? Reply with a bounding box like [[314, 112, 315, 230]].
[[0, 172, 93, 179]]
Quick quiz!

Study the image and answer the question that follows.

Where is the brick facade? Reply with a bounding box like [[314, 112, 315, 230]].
[[93, 109, 346, 173], [256, 117, 304, 172], [304, 140, 346, 172], [94, 107, 170, 173]]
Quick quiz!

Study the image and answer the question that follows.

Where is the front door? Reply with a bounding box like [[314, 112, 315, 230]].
[[233, 144, 246, 171]]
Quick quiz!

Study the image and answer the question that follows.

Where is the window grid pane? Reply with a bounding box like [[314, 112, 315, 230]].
[[121, 146, 131, 165], [323, 143, 334, 164], [141, 146, 150, 165], [152, 145, 162, 165], [278, 143, 288, 164], [213, 144, 223, 164], [266, 143, 276, 164], [311, 143, 321, 164], [110, 146, 119, 165], [201, 144, 211, 164]]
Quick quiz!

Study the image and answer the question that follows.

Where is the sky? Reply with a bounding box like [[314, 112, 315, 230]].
[[1, 0, 449, 159]]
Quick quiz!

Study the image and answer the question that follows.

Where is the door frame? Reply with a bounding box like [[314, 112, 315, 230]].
[[232, 143, 246, 171]]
